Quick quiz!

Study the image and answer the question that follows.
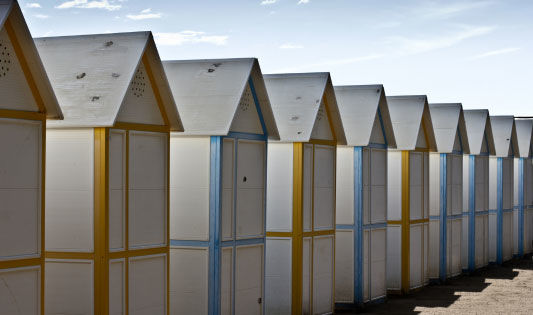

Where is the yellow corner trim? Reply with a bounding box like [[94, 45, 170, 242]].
[[108, 247, 168, 260], [0, 257, 42, 269], [45, 252, 95, 260], [410, 218, 430, 225], [387, 220, 402, 225], [308, 139, 337, 146], [292, 142, 304, 315]]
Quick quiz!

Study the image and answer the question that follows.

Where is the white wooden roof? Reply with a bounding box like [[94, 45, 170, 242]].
[[490, 115, 519, 158], [463, 110, 495, 155], [514, 118, 533, 158], [163, 58, 278, 138], [263, 72, 346, 144], [428, 103, 470, 154], [333, 85, 396, 148], [386, 95, 437, 151], [34, 31, 182, 130], [0, 0, 62, 119]]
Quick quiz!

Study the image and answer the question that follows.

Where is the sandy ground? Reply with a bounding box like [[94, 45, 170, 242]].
[[338, 254, 533, 314]]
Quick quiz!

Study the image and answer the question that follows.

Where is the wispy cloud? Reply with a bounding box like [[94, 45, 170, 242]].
[[472, 47, 520, 59], [279, 43, 304, 49], [26, 3, 41, 8], [34, 14, 49, 19], [126, 8, 161, 20], [155, 31, 229, 46], [260, 0, 278, 5], [276, 54, 385, 72], [298, 0, 310, 4], [389, 25, 496, 54], [417, 1, 495, 19], [55, 0, 121, 11]]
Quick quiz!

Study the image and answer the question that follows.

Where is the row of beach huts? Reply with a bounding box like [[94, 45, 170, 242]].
[[1, 1, 532, 314]]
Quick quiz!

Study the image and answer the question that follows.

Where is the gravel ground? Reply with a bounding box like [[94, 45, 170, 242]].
[[338, 254, 533, 314]]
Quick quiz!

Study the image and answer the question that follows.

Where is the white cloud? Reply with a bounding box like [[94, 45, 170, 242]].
[[279, 43, 304, 49], [126, 8, 162, 20], [261, 0, 278, 5], [155, 31, 229, 46], [34, 14, 49, 19], [141, 8, 151, 13], [472, 47, 520, 59], [390, 25, 496, 54], [26, 3, 41, 8], [298, 0, 309, 4], [418, 1, 494, 19], [276, 54, 385, 72], [55, 0, 121, 11]]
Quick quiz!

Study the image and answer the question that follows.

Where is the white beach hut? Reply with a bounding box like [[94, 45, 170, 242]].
[[35, 31, 182, 315], [428, 103, 470, 283], [163, 58, 279, 315], [264, 72, 346, 315], [333, 85, 396, 307]]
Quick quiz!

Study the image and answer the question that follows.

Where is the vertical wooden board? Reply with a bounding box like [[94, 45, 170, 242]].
[[301, 238, 311, 314], [313, 235, 334, 314], [475, 216, 486, 267], [229, 83, 264, 135], [221, 139, 235, 241], [463, 155, 469, 211], [303, 145, 313, 232], [235, 245, 264, 315], [461, 215, 469, 270], [45, 260, 94, 314], [513, 207, 519, 255], [0, 119, 41, 259], [129, 254, 167, 315], [221, 248, 233, 315], [169, 247, 208, 315], [314, 145, 335, 230], [409, 225, 423, 288], [170, 136, 210, 241], [128, 131, 167, 248], [0, 266, 40, 315], [451, 219, 462, 275], [386, 225, 401, 290], [488, 213, 497, 262], [45, 129, 94, 252], [513, 158, 519, 206], [363, 148, 371, 225], [423, 223, 429, 283], [488, 157, 498, 211], [266, 143, 293, 232], [371, 149, 387, 223], [484, 215, 490, 265], [363, 230, 369, 302], [451, 155, 463, 216], [335, 146, 354, 225], [334, 230, 353, 303], [428, 220, 439, 279], [503, 212, 513, 261], [109, 259, 125, 315], [428, 153, 440, 217], [370, 228, 387, 299], [476, 157, 489, 212], [410, 153, 423, 220], [502, 159, 513, 210], [236, 140, 265, 239], [109, 130, 126, 251], [265, 238, 292, 314], [387, 151, 402, 221], [424, 153, 430, 219]]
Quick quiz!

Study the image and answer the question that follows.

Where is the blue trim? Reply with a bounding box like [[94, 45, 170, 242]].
[[208, 136, 222, 315], [221, 238, 265, 247], [429, 215, 441, 220], [488, 209, 498, 214], [377, 107, 388, 147], [353, 146, 364, 304], [468, 155, 476, 271], [518, 158, 524, 256], [477, 210, 490, 215], [170, 240, 210, 247], [336, 224, 355, 230], [439, 153, 447, 282], [248, 77, 268, 136], [448, 214, 463, 220], [502, 208, 513, 213], [362, 222, 387, 230], [226, 131, 266, 141], [496, 157, 503, 264]]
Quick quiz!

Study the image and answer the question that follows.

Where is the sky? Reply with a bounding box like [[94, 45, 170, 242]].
[[18, 0, 533, 115]]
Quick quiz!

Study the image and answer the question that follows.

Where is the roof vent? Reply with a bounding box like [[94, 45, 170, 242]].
[[0, 39, 12, 78]]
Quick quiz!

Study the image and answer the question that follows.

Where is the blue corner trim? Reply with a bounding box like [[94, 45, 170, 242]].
[[221, 238, 265, 247], [468, 155, 476, 271], [248, 77, 268, 137], [496, 157, 503, 264], [208, 136, 222, 315], [518, 158, 524, 256], [362, 222, 387, 230], [353, 146, 364, 303], [439, 153, 447, 282], [336, 224, 355, 230], [170, 240, 210, 247]]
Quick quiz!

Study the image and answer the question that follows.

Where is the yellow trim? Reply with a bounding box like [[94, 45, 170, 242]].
[[166, 133, 171, 315], [387, 220, 402, 225], [0, 109, 45, 121], [142, 54, 170, 127], [108, 247, 168, 259], [114, 122, 169, 133], [410, 218, 430, 225], [41, 121, 46, 314], [45, 252, 95, 260], [125, 130, 130, 315], [0, 257, 42, 269], [292, 142, 303, 315], [401, 150, 410, 293], [4, 18, 46, 114], [308, 138, 337, 146]]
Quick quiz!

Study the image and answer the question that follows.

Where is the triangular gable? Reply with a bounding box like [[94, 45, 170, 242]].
[[428, 103, 469, 154], [387, 95, 437, 151], [369, 113, 385, 145], [453, 128, 462, 153], [229, 80, 264, 134], [333, 85, 396, 148], [463, 109, 496, 156], [480, 131, 489, 154], [514, 119, 533, 158], [415, 123, 428, 149], [0, 0, 61, 118], [310, 100, 334, 141], [163, 58, 278, 138], [35, 31, 181, 130], [264, 72, 345, 144], [490, 116, 518, 158]]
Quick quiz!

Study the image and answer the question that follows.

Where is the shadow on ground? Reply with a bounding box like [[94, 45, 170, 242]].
[[336, 254, 533, 314]]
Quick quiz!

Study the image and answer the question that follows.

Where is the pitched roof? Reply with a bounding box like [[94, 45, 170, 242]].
[[0, 0, 62, 119], [263, 72, 346, 144], [163, 58, 278, 138], [34, 31, 182, 130], [490, 115, 519, 157], [333, 85, 396, 147], [428, 103, 470, 154], [386, 95, 437, 151], [514, 118, 533, 158], [463, 110, 496, 155]]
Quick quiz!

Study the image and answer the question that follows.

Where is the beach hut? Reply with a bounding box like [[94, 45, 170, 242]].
[[427, 104, 470, 283], [35, 31, 182, 315], [264, 72, 346, 314], [386, 95, 437, 294], [488, 116, 518, 264], [333, 85, 396, 307], [164, 58, 279, 315], [461, 110, 495, 272], [513, 118, 533, 256], [0, 1, 62, 313]]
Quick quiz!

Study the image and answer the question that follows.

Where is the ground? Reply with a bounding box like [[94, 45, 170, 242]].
[[338, 255, 533, 314]]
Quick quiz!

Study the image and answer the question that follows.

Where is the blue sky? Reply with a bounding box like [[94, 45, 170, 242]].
[[20, 0, 533, 115]]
